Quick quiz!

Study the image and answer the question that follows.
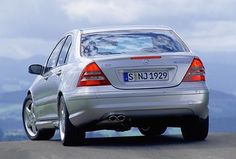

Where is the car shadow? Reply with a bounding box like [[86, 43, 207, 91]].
[[83, 135, 186, 147], [52, 134, 201, 147]]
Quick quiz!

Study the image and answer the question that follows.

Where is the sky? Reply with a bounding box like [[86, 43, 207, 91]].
[[0, 0, 236, 93]]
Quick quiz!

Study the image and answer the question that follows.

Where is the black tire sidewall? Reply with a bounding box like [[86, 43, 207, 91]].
[[139, 125, 167, 136], [181, 117, 209, 141], [59, 96, 85, 146]]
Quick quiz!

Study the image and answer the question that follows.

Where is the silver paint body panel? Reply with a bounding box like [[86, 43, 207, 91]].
[[27, 26, 209, 130]]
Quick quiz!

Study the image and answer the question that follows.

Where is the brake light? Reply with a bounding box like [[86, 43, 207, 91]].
[[182, 57, 205, 82], [77, 62, 111, 87], [130, 56, 161, 60]]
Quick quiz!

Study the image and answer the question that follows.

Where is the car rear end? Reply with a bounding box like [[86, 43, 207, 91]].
[[64, 27, 209, 139]]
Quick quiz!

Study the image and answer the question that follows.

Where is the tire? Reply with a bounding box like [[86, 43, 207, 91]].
[[181, 117, 209, 141], [22, 94, 55, 140], [138, 125, 167, 136], [58, 96, 85, 146]]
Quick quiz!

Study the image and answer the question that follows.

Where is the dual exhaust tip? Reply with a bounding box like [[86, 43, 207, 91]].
[[108, 115, 126, 122]]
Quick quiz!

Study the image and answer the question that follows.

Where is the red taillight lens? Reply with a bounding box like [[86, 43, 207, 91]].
[[182, 57, 205, 82], [77, 62, 111, 87]]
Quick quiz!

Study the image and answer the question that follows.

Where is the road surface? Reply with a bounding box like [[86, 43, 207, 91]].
[[0, 133, 235, 159]]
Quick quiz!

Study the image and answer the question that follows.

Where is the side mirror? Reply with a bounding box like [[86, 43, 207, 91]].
[[28, 64, 44, 75]]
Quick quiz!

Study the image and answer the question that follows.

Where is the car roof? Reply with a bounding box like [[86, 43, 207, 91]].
[[76, 25, 173, 34]]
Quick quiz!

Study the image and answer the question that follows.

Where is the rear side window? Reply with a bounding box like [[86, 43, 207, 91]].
[[57, 35, 72, 66], [45, 37, 66, 73], [81, 30, 188, 57]]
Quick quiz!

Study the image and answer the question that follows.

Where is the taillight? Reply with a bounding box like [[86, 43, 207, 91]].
[[77, 62, 111, 87], [182, 57, 205, 82], [130, 56, 161, 60]]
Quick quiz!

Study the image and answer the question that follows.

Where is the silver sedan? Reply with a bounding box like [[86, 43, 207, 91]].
[[22, 26, 209, 146]]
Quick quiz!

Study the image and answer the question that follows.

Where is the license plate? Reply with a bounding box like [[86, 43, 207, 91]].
[[124, 71, 169, 82]]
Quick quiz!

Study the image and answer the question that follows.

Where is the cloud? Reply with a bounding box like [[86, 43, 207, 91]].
[[61, 0, 236, 25], [0, 0, 70, 40], [0, 0, 236, 60], [62, 0, 144, 24], [61, 0, 236, 54], [184, 21, 236, 53], [0, 0, 76, 60]]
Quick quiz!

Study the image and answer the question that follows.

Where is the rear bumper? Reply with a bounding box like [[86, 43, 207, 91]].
[[63, 82, 209, 127]]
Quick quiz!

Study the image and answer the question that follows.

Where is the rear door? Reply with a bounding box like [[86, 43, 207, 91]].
[[34, 37, 66, 120]]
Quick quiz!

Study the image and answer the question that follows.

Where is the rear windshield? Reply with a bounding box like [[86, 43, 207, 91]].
[[81, 30, 188, 57]]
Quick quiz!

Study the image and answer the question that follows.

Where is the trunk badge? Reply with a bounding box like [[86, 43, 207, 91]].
[[143, 59, 149, 65]]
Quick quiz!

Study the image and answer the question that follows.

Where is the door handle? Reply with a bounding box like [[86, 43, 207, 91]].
[[44, 75, 49, 80], [56, 70, 62, 76]]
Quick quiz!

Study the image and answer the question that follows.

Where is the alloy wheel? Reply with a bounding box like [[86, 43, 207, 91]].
[[24, 100, 38, 137]]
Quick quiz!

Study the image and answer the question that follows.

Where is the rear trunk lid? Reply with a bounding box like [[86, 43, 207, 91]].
[[93, 53, 194, 90]]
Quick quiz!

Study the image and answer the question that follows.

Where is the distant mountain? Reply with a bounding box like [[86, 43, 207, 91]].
[[208, 90, 236, 132], [209, 89, 236, 118], [0, 55, 46, 93], [204, 62, 236, 95], [0, 90, 26, 103]]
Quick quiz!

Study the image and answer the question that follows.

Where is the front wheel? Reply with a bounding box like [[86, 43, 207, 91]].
[[58, 96, 85, 146], [181, 117, 209, 141], [22, 95, 55, 140]]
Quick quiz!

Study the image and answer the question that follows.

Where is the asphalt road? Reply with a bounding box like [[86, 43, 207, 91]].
[[0, 133, 235, 159]]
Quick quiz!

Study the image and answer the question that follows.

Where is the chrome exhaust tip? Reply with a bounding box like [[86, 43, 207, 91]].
[[117, 115, 126, 122], [108, 115, 117, 121]]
